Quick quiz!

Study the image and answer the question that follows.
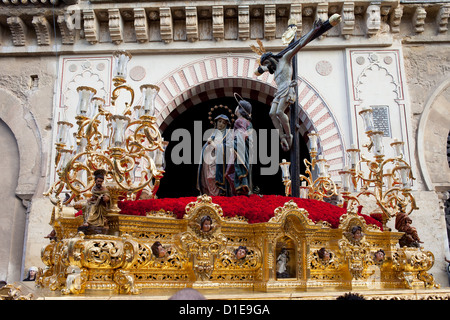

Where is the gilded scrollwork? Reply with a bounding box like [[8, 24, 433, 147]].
[[392, 247, 439, 289], [114, 269, 139, 294], [39, 197, 440, 294], [310, 248, 341, 270], [0, 284, 34, 300], [177, 230, 227, 281], [339, 236, 372, 280], [61, 266, 88, 295], [215, 247, 261, 270]]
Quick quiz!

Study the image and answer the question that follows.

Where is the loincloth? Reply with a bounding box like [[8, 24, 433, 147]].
[[273, 80, 297, 104]]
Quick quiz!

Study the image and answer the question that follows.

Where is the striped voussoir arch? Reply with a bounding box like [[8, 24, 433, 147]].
[[155, 54, 345, 176]]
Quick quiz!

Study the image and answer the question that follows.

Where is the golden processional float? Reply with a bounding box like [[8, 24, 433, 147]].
[[38, 49, 439, 296]]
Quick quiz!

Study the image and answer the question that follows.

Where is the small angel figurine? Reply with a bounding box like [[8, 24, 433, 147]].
[[373, 249, 385, 264], [234, 246, 248, 260], [200, 215, 213, 233], [317, 247, 332, 263], [351, 226, 363, 242], [151, 241, 171, 258]]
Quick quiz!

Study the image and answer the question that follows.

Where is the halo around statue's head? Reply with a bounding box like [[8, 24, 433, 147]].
[[234, 92, 252, 121], [208, 105, 235, 125]]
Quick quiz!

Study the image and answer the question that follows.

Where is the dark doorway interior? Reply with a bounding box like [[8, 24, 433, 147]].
[[158, 96, 310, 198]]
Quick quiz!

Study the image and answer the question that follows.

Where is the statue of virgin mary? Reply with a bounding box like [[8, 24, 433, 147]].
[[197, 114, 234, 196]]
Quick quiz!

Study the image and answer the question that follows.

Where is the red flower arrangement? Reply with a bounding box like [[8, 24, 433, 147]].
[[118, 194, 382, 230]]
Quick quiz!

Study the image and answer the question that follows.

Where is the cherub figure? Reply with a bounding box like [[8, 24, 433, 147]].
[[234, 246, 248, 260], [317, 247, 332, 263], [200, 215, 213, 233], [253, 14, 341, 151], [373, 249, 385, 264], [151, 241, 171, 258], [351, 225, 363, 242]]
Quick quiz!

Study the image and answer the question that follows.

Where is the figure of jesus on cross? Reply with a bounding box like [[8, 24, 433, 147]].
[[253, 14, 341, 152]]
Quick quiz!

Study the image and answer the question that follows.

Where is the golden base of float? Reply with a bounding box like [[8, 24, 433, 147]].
[[11, 281, 450, 300], [35, 195, 443, 298]]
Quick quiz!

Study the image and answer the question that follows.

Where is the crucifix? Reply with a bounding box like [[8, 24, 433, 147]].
[[252, 14, 341, 197]]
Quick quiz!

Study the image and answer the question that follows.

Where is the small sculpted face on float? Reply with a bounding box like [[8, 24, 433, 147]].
[[318, 248, 331, 262], [374, 250, 385, 263], [235, 246, 248, 260], [200, 215, 213, 233]]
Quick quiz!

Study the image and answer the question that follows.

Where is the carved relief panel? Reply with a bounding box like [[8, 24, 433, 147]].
[[347, 49, 413, 173], [50, 55, 113, 183]]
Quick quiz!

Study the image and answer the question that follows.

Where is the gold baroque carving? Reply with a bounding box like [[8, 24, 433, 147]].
[[40, 196, 440, 294]]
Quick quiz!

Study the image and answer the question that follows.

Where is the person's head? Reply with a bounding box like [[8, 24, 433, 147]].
[[214, 114, 230, 131], [336, 292, 365, 300], [351, 226, 363, 240], [200, 215, 213, 232], [318, 248, 331, 261], [374, 249, 385, 262], [93, 169, 106, 188], [235, 246, 248, 259], [259, 52, 278, 74], [151, 241, 167, 258], [235, 100, 252, 121], [28, 266, 38, 279], [168, 288, 206, 300]]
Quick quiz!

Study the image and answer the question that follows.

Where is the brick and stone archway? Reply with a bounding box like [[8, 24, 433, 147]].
[[154, 54, 345, 176]]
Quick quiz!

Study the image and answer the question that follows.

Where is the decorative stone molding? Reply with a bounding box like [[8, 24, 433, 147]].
[[437, 4, 450, 34], [57, 14, 75, 44], [238, 5, 249, 41], [3, 0, 57, 4], [1, 0, 76, 4], [83, 9, 99, 44], [212, 6, 224, 41], [264, 4, 276, 40], [413, 6, 427, 34], [416, 79, 450, 191], [160, 7, 173, 44], [365, 4, 381, 36], [341, 2, 355, 40], [32, 15, 51, 46], [108, 8, 123, 44], [0, 1, 448, 54], [390, 6, 403, 34], [6, 16, 26, 46], [316, 2, 329, 37], [186, 7, 198, 42], [134, 8, 148, 43], [290, 4, 302, 38]]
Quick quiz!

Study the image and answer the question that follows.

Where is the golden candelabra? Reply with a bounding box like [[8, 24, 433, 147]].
[[280, 130, 337, 201], [44, 50, 165, 212], [280, 106, 417, 230], [338, 106, 417, 229]]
